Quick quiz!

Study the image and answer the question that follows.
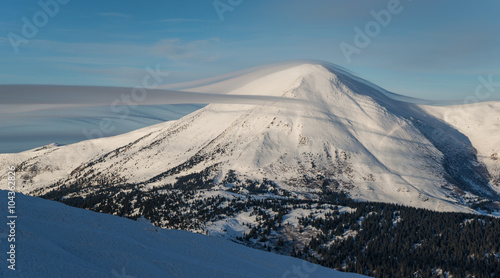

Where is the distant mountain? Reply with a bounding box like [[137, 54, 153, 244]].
[[0, 190, 365, 278], [2, 61, 498, 213]]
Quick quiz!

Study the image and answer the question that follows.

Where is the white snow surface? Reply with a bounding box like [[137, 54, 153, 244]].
[[0, 191, 366, 278], [1, 60, 499, 214], [420, 102, 500, 195]]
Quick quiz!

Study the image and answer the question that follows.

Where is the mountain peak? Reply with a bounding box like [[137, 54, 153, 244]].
[[2, 61, 499, 215]]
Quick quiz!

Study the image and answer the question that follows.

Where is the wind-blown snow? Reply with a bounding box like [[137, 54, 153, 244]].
[[0, 191, 366, 278]]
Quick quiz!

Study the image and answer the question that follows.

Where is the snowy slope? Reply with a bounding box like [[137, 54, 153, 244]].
[[420, 102, 500, 194], [0, 191, 365, 278], [0, 61, 498, 214]]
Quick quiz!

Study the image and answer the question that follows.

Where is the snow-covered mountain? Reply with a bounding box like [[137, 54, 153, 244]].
[[1, 61, 499, 214], [0, 190, 365, 278]]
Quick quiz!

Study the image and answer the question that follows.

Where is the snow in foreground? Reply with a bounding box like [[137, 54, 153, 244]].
[[0, 190, 367, 278]]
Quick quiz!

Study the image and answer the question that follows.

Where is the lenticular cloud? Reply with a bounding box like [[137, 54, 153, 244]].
[[0, 84, 307, 114]]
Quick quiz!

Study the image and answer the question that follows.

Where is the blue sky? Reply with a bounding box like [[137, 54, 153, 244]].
[[1, 0, 499, 100]]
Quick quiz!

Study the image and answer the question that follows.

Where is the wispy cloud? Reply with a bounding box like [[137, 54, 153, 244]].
[[353, 31, 500, 74], [97, 12, 133, 18], [267, 0, 383, 23], [35, 56, 138, 66], [159, 18, 215, 23], [150, 38, 220, 61], [0, 37, 221, 62], [0, 36, 223, 86]]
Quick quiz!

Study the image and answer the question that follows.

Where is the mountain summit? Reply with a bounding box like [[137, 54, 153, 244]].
[[1, 61, 499, 213]]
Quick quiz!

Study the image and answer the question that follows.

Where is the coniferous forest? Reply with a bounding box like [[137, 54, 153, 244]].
[[42, 179, 500, 278]]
